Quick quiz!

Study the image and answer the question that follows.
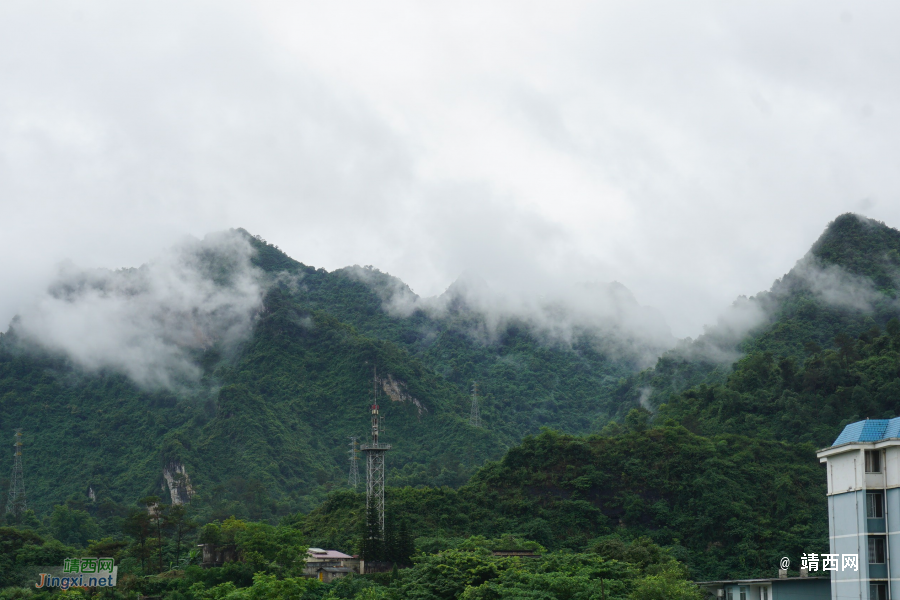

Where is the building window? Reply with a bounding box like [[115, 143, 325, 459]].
[[761, 587, 768, 600], [869, 536, 886, 564], [866, 450, 882, 473], [727, 590, 733, 600], [739, 586, 747, 600], [867, 492, 884, 518], [871, 583, 887, 600]]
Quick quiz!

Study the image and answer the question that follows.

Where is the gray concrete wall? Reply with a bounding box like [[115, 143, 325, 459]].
[[887, 486, 900, 599], [830, 491, 867, 600], [772, 579, 831, 600]]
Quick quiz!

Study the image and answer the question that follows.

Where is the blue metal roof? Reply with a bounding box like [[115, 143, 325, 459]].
[[832, 418, 900, 446]]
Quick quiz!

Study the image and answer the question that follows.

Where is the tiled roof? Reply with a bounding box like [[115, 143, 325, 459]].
[[832, 418, 900, 446]]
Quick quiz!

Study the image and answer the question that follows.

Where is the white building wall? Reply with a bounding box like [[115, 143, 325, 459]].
[[829, 451, 862, 495], [885, 446, 900, 488], [866, 473, 884, 490], [829, 491, 867, 600]]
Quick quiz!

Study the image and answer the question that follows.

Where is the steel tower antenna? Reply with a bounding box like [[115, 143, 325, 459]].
[[348, 436, 361, 488], [5, 430, 27, 521], [360, 366, 391, 543], [469, 381, 482, 428]]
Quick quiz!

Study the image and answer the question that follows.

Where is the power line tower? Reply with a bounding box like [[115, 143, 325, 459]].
[[469, 381, 482, 428], [348, 436, 361, 488], [5, 430, 26, 521], [360, 367, 391, 550]]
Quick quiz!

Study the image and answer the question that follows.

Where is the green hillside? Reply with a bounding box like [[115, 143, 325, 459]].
[[611, 213, 900, 420], [658, 316, 900, 447], [298, 427, 826, 582], [5, 213, 900, 598], [0, 230, 666, 519], [245, 234, 665, 437]]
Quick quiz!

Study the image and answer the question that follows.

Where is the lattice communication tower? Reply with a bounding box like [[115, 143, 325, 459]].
[[469, 381, 482, 428], [360, 368, 391, 540], [348, 436, 361, 488], [5, 430, 27, 521]]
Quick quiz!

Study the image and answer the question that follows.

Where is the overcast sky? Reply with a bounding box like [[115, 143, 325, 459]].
[[2, 1, 899, 338]]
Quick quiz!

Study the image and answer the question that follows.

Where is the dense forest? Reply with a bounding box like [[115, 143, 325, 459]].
[[1, 213, 899, 599], [0, 228, 669, 519]]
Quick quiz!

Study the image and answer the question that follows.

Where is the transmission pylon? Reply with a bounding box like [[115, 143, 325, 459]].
[[5, 430, 27, 521], [348, 436, 361, 488], [360, 367, 391, 544], [469, 381, 482, 428]]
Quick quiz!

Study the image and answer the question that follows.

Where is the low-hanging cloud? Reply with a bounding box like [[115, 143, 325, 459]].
[[345, 265, 676, 367], [673, 242, 899, 364], [12, 230, 266, 391], [6, 2, 900, 342], [787, 256, 882, 311]]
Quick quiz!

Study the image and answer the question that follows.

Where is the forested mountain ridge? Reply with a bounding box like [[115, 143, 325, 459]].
[[659, 322, 900, 446], [612, 213, 900, 420], [298, 427, 826, 581], [244, 232, 673, 432], [4, 213, 900, 594], [291, 214, 900, 581], [0, 229, 670, 518]]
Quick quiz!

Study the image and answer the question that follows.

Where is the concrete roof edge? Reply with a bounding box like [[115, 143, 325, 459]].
[[818, 438, 900, 457], [694, 577, 830, 584]]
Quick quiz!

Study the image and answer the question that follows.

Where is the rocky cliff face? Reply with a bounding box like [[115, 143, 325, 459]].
[[162, 461, 194, 505]]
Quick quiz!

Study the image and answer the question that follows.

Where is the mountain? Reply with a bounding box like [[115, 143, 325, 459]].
[[0, 230, 671, 520], [297, 212, 900, 580], [5, 212, 900, 588], [608, 213, 900, 422]]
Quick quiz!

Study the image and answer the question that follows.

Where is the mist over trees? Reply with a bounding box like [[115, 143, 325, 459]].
[[2, 214, 900, 598]]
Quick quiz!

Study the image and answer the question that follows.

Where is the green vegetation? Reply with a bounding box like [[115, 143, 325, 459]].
[[658, 320, 900, 446], [298, 428, 826, 581], [0, 231, 659, 520], [608, 214, 900, 418], [0, 509, 701, 600], [6, 212, 900, 597]]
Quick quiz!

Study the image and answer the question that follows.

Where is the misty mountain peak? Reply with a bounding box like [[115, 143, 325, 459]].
[[577, 280, 639, 308], [440, 271, 493, 311], [809, 213, 900, 286]]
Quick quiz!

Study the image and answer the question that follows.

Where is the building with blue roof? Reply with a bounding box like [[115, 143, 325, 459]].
[[817, 418, 900, 600], [831, 418, 900, 446]]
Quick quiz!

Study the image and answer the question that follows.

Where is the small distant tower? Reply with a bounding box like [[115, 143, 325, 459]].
[[5, 430, 27, 521], [360, 368, 391, 542], [469, 381, 482, 428], [348, 436, 361, 489]]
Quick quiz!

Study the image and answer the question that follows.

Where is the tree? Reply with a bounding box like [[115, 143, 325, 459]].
[[48, 505, 99, 547], [165, 504, 197, 568], [629, 568, 705, 600], [396, 519, 414, 566], [123, 508, 153, 573], [360, 501, 383, 562], [625, 408, 651, 432], [383, 510, 398, 564], [140, 496, 168, 573]]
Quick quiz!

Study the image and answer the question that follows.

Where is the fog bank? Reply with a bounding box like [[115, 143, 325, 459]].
[[13, 231, 265, 391]]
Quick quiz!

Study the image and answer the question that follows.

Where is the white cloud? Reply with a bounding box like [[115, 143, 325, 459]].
[[3, 1, 900, 338], [347, 265, 674, 367], [13, 231, 265, 391]]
